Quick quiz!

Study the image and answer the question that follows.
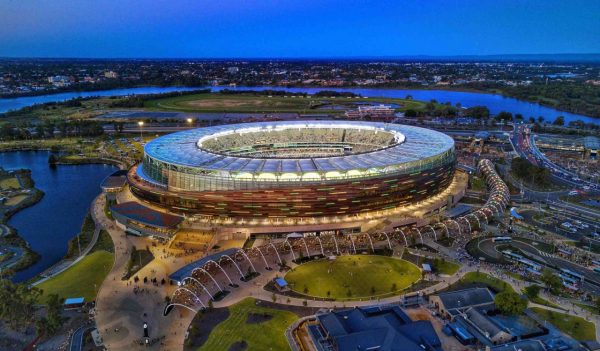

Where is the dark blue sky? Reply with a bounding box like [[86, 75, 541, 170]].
[[0, 0, 598, 58]]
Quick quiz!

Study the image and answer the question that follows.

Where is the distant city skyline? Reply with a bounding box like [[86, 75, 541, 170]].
[[0, 0, 599, 58]]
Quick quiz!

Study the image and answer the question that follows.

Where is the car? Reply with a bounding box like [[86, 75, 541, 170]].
[[568, 191, 579, 196]]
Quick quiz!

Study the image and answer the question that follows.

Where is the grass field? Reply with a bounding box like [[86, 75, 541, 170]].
[[530, 307, 596, 341], [197, 298, 297, 351], [0, 177, 21, 190], [36, 250, 113, 303], [457, 271, 515, 293], [4, 194, 28, 206], [284, 255, 421, 299], [145, 92, 427, 114], [430, 259, 460, 275]]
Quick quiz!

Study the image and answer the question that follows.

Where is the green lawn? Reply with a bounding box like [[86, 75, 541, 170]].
[[530, 307, 596, 341], [36, 250, 113, 303], [458, 272, 515, 293], [284, 255, 421, 300], [529, 296, 566, 311], [430, 259, 460, 275], [197, 298, 297, 351], [145, 92, 428, 114], [575, 303, 599, 315]]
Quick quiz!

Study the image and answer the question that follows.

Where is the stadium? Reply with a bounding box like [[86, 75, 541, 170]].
[[127, 121, 458, 226]]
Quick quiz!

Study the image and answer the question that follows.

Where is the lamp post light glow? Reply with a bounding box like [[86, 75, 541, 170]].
[[138, 121, 144, 139]]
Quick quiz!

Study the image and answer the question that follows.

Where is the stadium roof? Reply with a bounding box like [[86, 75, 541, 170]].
[[110, 202, 183, 228], [144, 121, 454, 174]]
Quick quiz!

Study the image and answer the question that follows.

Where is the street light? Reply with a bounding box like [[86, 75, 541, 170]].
[[187, 118, 193, 128], [138, 121, 144, 139]]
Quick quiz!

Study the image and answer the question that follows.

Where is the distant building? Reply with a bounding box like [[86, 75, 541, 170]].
[[583, 136, 599, 159], [227, 66, 239, 74], [345, 104, 396, 121], [104, 71, 119, 79], [47, 75, 71, 87], [306, 305, 442, 351]]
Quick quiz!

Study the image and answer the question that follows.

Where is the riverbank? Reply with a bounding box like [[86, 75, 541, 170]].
[[2, 83, 598, 120], [0, 151, 118, 282], [1, 85, 598, 125], [0, 169, 43, 277]]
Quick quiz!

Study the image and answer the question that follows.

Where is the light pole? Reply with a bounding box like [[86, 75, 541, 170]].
[[187, 118, 193, 129], [138, 121, 144, 140]]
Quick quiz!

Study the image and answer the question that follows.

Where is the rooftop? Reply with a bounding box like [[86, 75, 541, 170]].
[[314, 305, 442, 351], [144, 121, 454, 174], [433, 287, 495, 314], [110, 201, 184, 228]]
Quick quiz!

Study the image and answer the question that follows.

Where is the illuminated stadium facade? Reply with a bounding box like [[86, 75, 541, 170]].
[[128, 121, 456, 221]]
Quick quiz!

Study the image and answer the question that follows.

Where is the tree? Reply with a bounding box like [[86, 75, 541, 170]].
[[45, 294, 63, 335], [0, 279, 42, 330], [494, 291, 527, 315], [495, 111, 513, 121], [553, 115, 565, 126], [541, 269, 562, 294], [465, 106, 490, 119], [524, 285, 541, 299]]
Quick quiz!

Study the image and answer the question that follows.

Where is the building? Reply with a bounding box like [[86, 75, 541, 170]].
[[100, 170, 128, 201], [305, 305, 442, 351], [345, 104, 396, 120], [104, 71, 119, 79], [128, 121, 456, 226], [429, 287, 495, 319], [110, 201, 183, 239], [64, 297, 85, 310], [47, 75, 71, 87], [583, 136, 599, 159]]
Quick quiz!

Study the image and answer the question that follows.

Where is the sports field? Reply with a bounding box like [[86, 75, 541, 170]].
[[144, 92, 426, 114], [284, 255, 421, 300], [197, 298, 297, 351]]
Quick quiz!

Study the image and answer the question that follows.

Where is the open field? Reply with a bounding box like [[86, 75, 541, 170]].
[[430, 259, 460, 275], [4, 194, 28, 206], [36, 250, 113, 303], [530, 307, 596, 341], [455, 271, 515, 293], [0, 178, 21, 190], [145, 92, 427, 114], [284, 255, 421, 299], [196, 298, 297, 351]]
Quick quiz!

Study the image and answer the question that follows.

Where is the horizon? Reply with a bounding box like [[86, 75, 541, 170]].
[[1, 0, 599, 58], [1, 53, 600, 61]]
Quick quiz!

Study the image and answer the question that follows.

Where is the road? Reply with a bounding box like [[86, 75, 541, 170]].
[[69, 326, 93, 351]]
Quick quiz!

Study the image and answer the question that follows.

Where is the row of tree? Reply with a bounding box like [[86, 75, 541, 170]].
[[0, 119, 104, 141], [0, 279, 63, 336]]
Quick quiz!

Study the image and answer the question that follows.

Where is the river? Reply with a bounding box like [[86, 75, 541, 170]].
[[0, 151, 117, 282], [0, 85, 597, 125]]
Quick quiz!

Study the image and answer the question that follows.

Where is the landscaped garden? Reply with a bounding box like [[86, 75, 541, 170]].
[[195, 298, 298, 351]]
